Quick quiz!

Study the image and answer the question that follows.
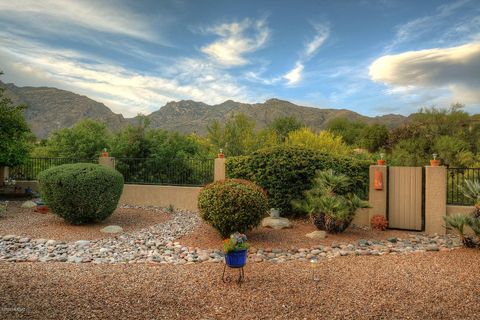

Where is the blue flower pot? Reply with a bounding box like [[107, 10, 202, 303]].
[[225, 249, 248, 268]]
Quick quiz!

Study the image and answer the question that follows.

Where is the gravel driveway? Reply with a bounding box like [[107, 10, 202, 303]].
[[1, 249, 479, 320]]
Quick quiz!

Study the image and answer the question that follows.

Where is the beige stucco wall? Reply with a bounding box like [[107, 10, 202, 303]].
[[425, 166, 447, 235], [12, 181, 201, 212], [14, 180, 39, 193], [120, 184, 201, 211], [214, 158, 226, 181]]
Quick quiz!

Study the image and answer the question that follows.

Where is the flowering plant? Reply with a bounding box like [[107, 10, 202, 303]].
[[223, 232, 250, 253]]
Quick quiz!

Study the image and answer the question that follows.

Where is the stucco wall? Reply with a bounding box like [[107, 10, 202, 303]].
[[12, 181, 201, 212], [120, 184, 201, 212]]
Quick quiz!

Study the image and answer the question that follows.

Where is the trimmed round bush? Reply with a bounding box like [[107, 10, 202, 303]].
[[198, 179, 269, 237], [38, 163, 124, 224], [226, 145, 370, 217]]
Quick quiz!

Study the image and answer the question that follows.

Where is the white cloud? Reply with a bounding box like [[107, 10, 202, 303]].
[[0, 0, 166, 43], [283, 63, 304, 86], [0, 35, 252, 117], [369, 42, 480, 104], [304, 24, 329, 59], [386, 0, 475, 51], [282, 24, 329, 85], [200, 18, 269, 67]]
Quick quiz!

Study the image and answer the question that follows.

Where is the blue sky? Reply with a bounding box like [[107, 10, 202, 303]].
[[0, 0, 479, 117]]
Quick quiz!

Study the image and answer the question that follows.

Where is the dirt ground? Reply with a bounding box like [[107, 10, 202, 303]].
[[1, 249, 479, 320], [178, 220, 416, 250], [0, 202, 171, 241]]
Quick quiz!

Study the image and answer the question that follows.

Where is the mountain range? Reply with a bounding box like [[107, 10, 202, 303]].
[[1, 81, 407, 138]]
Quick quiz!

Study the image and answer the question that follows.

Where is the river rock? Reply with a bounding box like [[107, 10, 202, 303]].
[[21, 201, 37, 208], [101, 225, 124, 234], [261, 217, 292, 229], [305, 231, 327, 240]]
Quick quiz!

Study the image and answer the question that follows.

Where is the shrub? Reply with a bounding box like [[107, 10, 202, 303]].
[[38, 163, 124, 224], [293, 170, 369, 233], [226, 145, 370, 216], [198, 179, 268, 237], [370, 215, 388, 231]]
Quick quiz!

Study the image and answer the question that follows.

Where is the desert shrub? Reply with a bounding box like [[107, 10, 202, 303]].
[[38, 163, 124, 224], [226, 145, 369, 216], [371, 215, 388, 231], [293, 170, 369, 233], [198, 179, 268, 237]]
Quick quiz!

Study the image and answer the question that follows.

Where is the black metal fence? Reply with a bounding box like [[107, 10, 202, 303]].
[[115, 158, 214, 186], [9, 158, 98, 181], [447, 168, 480, 205]]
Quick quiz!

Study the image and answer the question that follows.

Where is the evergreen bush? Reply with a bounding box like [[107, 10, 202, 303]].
[[38, 163, 124, 224], [226, 145, 369, 216], [198, 179, 268, 237]]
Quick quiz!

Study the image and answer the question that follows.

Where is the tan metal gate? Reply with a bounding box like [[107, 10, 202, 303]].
[[388, 167, 423, 230]]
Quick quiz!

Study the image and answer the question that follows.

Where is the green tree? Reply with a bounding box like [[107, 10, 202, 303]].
[[0, 73, 32, 166], [206, 113, 278, 156], [110, 115, 150, 158], [45, 119, 111, 159], [360, 124, 389, 152], [327, 118, 366, 146], [286, 128, 351, 156], [269, 116, 304, 142]]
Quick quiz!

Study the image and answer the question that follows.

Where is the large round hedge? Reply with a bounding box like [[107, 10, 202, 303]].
[[198, 179, 269, 237], [38, 163, 124, 224], [226, 145, 370, 217]]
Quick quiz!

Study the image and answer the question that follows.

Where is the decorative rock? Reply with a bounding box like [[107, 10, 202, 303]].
[[2, 235, 15, 241], [46, 240, 57, 246], [21, 201, 37, 208], [261, 217, 291, 229], [305, 231, 327, 240], [100, 225, 124, 234], [387, 237, 398, 243], [75, 240, 91, 248]]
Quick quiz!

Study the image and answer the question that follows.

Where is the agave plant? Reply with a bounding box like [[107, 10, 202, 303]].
[[293, 170, 369, 233], [460, 179, 480, 218], [444, 214, 477, 248]]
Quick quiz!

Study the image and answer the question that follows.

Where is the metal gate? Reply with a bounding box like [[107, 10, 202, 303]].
[[387, 167, 424, 231]]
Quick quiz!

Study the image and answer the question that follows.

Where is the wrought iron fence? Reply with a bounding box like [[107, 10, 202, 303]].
[[447, 168, 480, 205], [9, 158, 98, 181], [115, 157, 214, 186]]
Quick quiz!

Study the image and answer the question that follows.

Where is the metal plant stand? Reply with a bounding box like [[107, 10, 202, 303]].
[[221, 263, 245, 285]]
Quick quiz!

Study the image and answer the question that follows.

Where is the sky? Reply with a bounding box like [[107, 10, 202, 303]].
[[0, 0, 479, 118]]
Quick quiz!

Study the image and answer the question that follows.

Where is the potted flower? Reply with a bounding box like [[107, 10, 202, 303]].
[[377, 152, 386, 165], [217, 148, 225, 159], [101, 148, 109, 157], [223, 232, 249, 268], [430, 153, 440, 166]]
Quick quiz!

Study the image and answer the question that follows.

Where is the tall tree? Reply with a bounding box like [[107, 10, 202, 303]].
[[269, 116, 304, 142], [327, 118, 366, 146], [286, 128, 351, 156], [0, 72, 32, 166]]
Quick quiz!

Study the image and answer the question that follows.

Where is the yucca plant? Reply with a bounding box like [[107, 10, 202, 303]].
[[444, 214, 476, 248], [460, 179, 480, 218], [292, 170, 369, 233], [466, 216, 480, 246]]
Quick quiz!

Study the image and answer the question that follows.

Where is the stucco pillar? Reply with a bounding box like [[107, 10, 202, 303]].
[[98, 157, 115, 170], [0, 166, 9, 185], [369, 165, 388, 221], [425, 166, 447, 235], [214, 157, 226, 182]]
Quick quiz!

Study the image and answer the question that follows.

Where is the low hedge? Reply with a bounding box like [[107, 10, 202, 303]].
[[38, 163, 124, 224], [198, 179, 269, 237], [226, 145, 370, 216]]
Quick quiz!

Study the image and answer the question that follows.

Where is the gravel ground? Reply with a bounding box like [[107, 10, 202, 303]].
[[1, 249, 479, 320], [0, 202, 171, 241], [178, 220, 416, 249]]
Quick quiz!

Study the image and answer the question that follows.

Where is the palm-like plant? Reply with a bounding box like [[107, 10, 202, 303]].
[[444, 214, 477, 248], [293, 170, 369, 233], [460, 179, 480, 218]]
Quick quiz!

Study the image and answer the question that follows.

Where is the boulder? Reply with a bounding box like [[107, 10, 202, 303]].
[[305, 230, 327, 240], [100, 225, 124, 234], [21, 200, 37, 208], [261, 217, 292, 229]]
